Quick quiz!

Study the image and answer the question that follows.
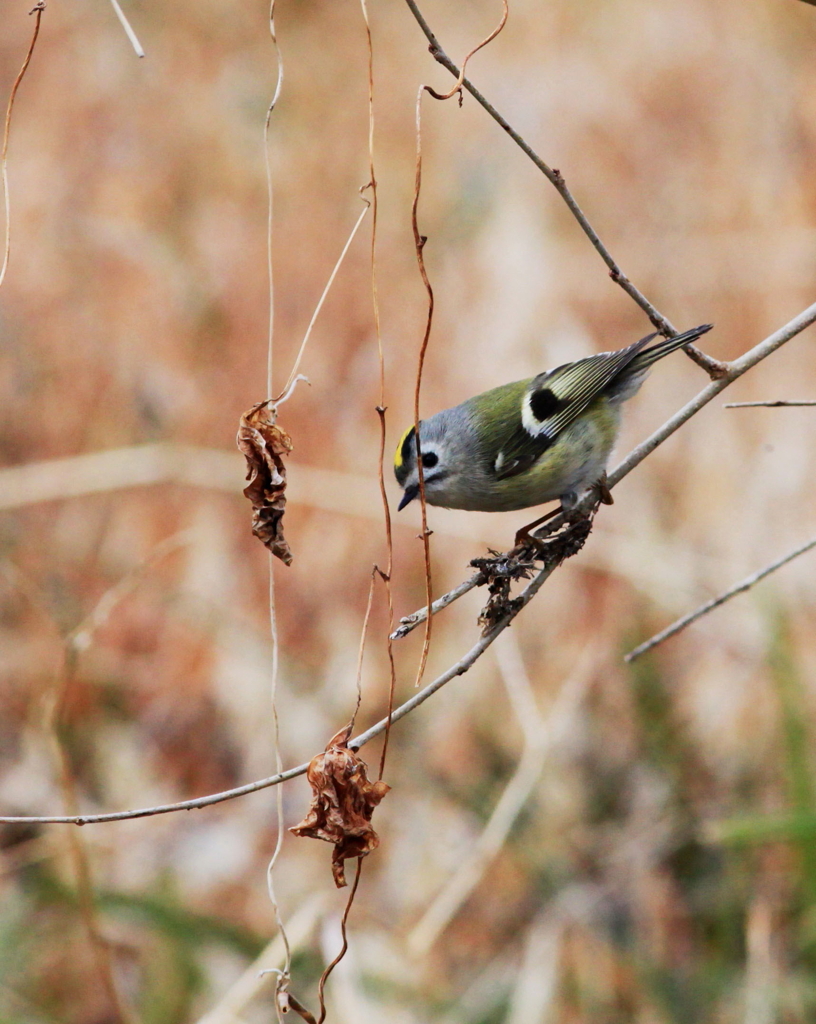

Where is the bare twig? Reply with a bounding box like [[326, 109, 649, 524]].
[[410, 86, 436, 687], [724, 400, 816, 408], [263, 0, 284, 395], [401, 0, 726, 378], [107, 0, 145, 58], [315, 858, 363, 1024], [390, 573, 484, 639], [625, 534, 816, 663], [259, 10, 293, 1008], [608, 298, 816, 487], [280, 202, 369, 398], [358, 0, 398, 779], [196, 894, 325, 1024], [425, 0, 508, 103], [1, 1, 45, 290]]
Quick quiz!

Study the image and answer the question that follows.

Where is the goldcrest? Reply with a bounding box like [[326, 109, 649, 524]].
[[394, 324, 713, 515]]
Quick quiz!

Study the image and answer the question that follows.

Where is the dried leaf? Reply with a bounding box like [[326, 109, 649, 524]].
[[237, 401, 294, 565], [290, 727, 390, 887]]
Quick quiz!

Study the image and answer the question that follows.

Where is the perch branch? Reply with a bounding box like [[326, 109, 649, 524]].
[[393, 299, 816, 634], [609, 297, 816, 486], [3, 307, 815, 828]]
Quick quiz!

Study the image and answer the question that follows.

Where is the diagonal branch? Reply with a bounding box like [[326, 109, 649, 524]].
[[0, 555, 563, 827], [3, 289, 814, 827], [625, 534, 816, 663], [402, 0, 726, 378]]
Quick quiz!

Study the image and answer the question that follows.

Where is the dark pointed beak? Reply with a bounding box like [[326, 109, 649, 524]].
[[397, 483, 419, 511]]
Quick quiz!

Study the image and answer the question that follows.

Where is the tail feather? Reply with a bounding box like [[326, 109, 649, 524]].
[[630, 323, 714, 372]]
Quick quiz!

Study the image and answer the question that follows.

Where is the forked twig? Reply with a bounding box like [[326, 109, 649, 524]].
[[390, 573, 484, 640], [625, 534, 816, 663]]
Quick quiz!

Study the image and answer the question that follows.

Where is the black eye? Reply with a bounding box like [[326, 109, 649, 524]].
[[422, 452, 438, 469]]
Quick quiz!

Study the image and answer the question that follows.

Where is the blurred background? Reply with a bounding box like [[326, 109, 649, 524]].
[[1, 0, 816, 1020]]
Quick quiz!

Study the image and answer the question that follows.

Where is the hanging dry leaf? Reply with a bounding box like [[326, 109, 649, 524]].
[[237, 401, 294, 565], [290, 728, 390, 887]]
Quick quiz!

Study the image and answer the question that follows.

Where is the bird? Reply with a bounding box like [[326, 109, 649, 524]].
[[394, 323, 713, 538]]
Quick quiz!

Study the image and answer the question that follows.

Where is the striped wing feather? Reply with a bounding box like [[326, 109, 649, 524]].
[[492, 336, 653, 481], [491, 324, 713, 482]]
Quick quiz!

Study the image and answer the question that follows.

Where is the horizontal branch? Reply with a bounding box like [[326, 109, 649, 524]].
[[625, 534, 816, 662]]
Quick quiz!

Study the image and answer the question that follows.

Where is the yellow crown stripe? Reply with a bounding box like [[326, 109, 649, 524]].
[[394, 424, 416, 469]]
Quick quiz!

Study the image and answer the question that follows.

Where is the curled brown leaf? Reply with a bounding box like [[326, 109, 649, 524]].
[[237, 401, 293, 565], [290, 727, 390, 887]]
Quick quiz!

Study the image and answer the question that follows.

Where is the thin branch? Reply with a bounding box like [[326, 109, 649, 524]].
[[0, 553, 561, 827], [260, 10, 292, 1000], [608, 298, 816, 486], [107, 0, 145, 58], [315, 858, 363, 1024], [410, 85, 435, 688], [279, 202, 369, 399], [724, 400, 816, 408], [0, 1, 45, 291], [358, 0, 398, 780], [390, 572, 484, 639], [263, 0, 284, 396], [196, 894, 325, 1024], [425, 0, 508, 103], [4, 301, 814, 828], [625, 534, 816, 663], [402, 0, 726, 378]]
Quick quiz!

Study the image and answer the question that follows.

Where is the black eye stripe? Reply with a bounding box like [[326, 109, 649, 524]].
[[529, 387, 569, 422], [421, 452, 438, 468]]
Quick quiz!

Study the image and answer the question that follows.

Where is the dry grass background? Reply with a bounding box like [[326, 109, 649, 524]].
[[1, 0, 816, 1020]]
